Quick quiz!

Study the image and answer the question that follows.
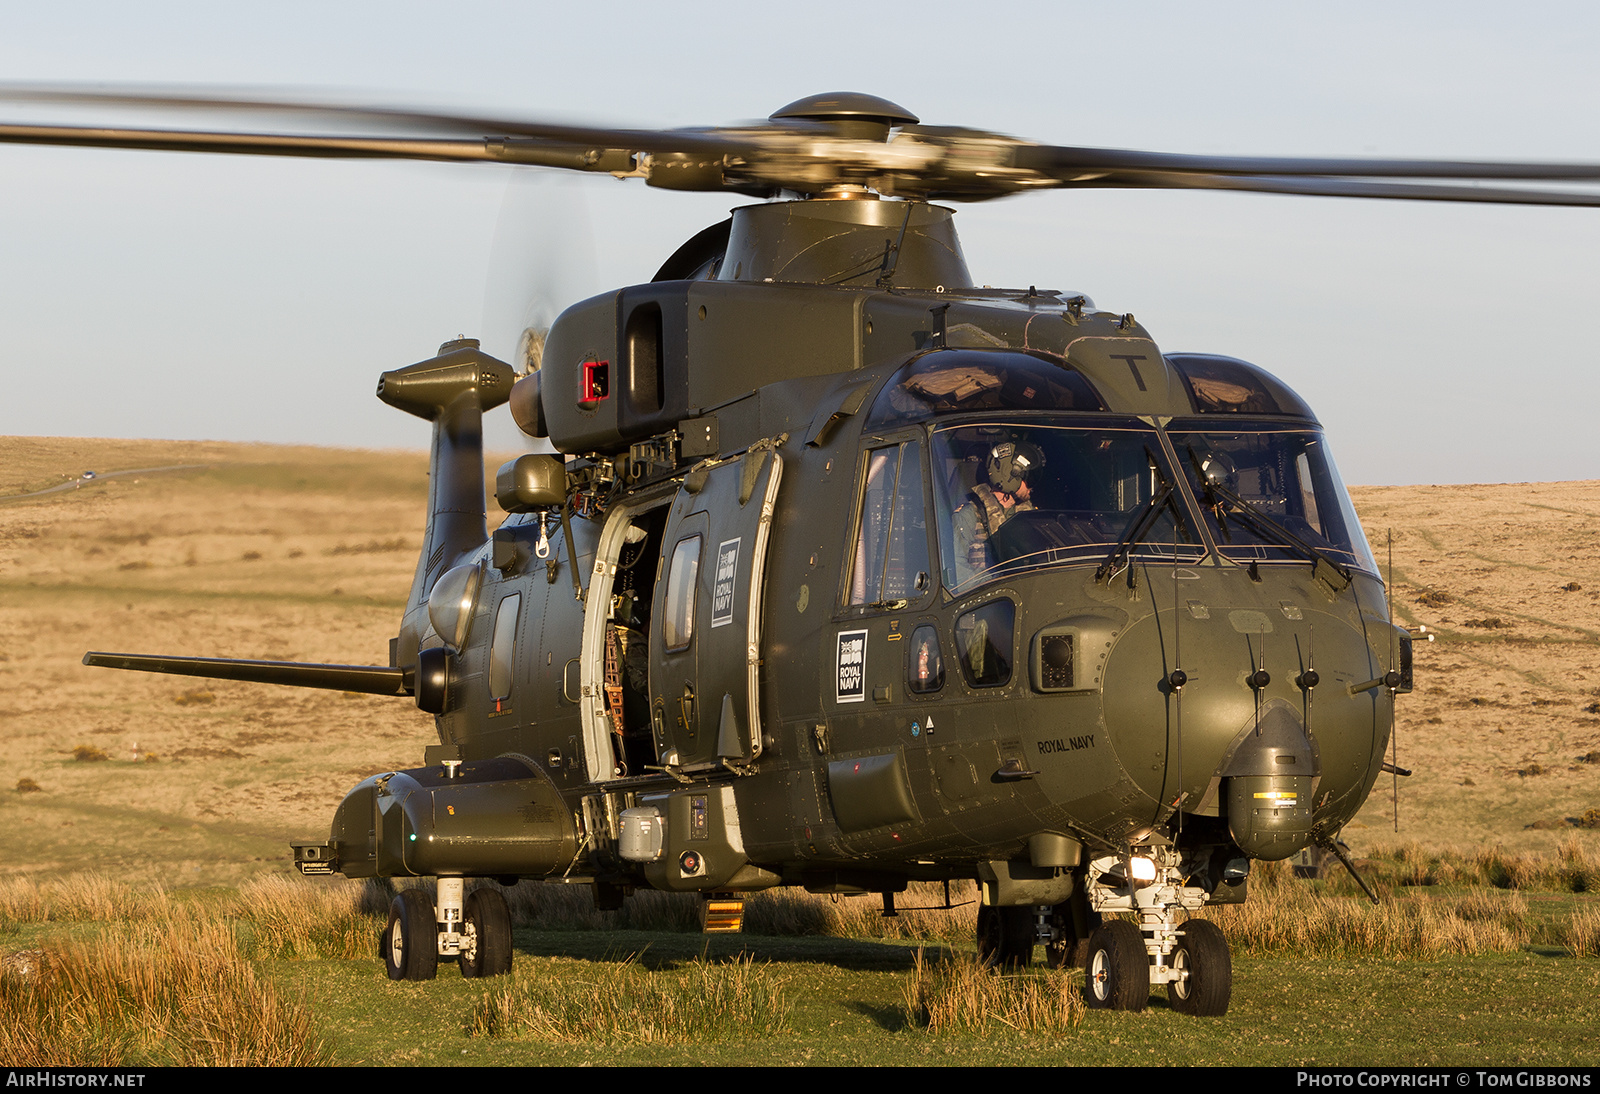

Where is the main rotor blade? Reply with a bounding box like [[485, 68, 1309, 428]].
[[1017, 143, 1600, 183], [0, 121, 643, 171], [1086, 170, 1600, 207], [0, 84, 766, 155]]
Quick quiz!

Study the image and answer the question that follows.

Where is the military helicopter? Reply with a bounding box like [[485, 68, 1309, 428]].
[[7, 88, 1599, 1015]]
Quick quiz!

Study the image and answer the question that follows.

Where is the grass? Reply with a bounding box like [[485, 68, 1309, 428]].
[[1, 859, 1598, 1065], [1201, 869, 1537, 959], [0, 877, 1586, 1066], [903, 948, 1083, 1036], [469, 953, 792, 1044], [0, 916, 329, 1066], [1331, 835, 1600, 895]]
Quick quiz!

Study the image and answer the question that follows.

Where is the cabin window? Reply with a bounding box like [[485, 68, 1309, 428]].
[[848, 440, 931, 606], [662, 534, 702, 651], [488, 593, 520, 700], [955, 600, 1014, 688], [907, 624, 945, 695]]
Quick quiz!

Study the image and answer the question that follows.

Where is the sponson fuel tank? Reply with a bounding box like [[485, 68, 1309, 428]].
[[323, 755, 578, 879]]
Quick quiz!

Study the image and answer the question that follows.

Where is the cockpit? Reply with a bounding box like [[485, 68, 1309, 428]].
[[855, 348, 1378, 599]]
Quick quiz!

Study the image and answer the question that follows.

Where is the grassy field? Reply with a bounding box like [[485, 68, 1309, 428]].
[[1, 437, 1598, 1065], [2, 867, 1597, 1066]]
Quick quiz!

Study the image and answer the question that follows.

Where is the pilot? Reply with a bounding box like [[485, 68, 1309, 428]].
[[953, 440, 1044, 573]]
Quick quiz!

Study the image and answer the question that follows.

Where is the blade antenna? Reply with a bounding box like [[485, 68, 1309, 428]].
[[1388, 528, 1399, 833], [1304, 622, 1315, 737], [876, 200, 917, 288], [1172, 518, 1183, 839]]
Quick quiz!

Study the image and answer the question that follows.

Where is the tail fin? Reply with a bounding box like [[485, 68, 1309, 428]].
[[378, 338, 514, 663]]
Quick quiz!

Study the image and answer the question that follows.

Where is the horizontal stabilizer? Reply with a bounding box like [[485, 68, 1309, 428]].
[[82, 652, 410, 696]]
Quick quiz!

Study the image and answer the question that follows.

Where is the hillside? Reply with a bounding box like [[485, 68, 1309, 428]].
[[0, 436, 1595, 885]]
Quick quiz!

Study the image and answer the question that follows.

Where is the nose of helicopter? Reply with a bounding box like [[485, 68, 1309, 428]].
[[1090, 600, 1389, 859]]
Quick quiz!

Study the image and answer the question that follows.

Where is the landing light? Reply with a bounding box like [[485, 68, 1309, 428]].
[[1129, 856, 1157, 882]]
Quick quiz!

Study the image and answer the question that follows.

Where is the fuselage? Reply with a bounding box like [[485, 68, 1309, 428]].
[[367, 334, 1399, 898], [303, 198, 1405, 907]]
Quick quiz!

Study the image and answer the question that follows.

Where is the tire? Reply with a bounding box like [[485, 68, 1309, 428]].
[[1045, 937, 1086, 969], [1168, 918, 1231, 1016], [1046, 902, 1101, 969], [459, 887, 513, 978], [977, 905, 1034, 969], [1083, 920, 1148, 1011], [384, 888, 438, 982]]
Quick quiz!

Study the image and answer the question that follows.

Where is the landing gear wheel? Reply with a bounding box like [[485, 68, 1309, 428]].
[[459, 888, 513, 978], [384, 888, 439, 982], [1168, 919, 1231, 1016], [977, 905, 1034, 969], [1084, 920, 1148, 1011], [1047, 934, 1090, 969], [1046, 903, 1101, 969]]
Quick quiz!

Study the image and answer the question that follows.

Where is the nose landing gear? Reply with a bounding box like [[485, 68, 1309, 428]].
[[1083, 848, 1233, 1015]]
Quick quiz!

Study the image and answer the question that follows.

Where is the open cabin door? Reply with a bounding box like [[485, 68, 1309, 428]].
[[650, 442, 783, 772]]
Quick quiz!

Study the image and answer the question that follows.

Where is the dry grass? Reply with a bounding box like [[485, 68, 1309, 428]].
[[469, 953, 791, 1044], [1351, 835, 1600, 893], [495, 880, 704, 933], [1568, 907, 1600, 958], [0, 874, 170, 929], [5, 864, 1595, 964], [903, 948, 1083, 1035], [0, 916, 330, 1066], [1194, 858, 1600, 959], [228, 874, 392, 960], [327, 537, 412, 556]]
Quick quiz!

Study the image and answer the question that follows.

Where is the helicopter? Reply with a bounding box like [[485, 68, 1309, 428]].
[[7, 88, 1600, 1015]]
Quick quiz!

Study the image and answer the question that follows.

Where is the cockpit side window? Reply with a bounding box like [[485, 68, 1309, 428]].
[[1167, 353, 1316, 419], [847, 440, 931, 607]]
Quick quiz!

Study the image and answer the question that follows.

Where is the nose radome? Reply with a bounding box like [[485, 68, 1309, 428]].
[[1218, 700, 1319, 860]]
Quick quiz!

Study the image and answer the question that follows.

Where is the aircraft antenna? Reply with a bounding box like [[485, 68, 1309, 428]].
[[1388, 528, 1400, 833], [1172, 523, 1183, 840]]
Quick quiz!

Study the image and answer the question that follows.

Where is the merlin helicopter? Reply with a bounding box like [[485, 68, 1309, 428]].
[[8, 88, 1600, 1015]]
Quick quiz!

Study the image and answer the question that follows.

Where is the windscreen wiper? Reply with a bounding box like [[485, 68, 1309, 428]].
[[1186, 451, 1351, 583], [1095, 458, 1182, 583]]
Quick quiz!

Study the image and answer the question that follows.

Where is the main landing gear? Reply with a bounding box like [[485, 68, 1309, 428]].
[[381, 878, 515, 981], [976, 904, 1034, 969]]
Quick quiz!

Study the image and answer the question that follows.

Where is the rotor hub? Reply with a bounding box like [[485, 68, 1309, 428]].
[[769, 92, 918, 143]]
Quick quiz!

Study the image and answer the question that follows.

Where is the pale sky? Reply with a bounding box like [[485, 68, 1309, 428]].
[[1, 0, 1597, 485]]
